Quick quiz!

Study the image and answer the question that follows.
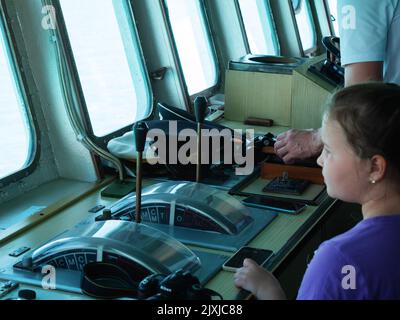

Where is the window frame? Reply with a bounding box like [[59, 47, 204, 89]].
[[159, 0, 222, 108], [324, 0, 338, 36], [235, 0, 281, 57], [291, 0, 318, 56], [234, 0, 251, 54], [54, 0, 154, 147], [0, 0, 41, 187]]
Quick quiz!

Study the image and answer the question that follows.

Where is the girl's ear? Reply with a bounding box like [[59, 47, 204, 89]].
[[369, 155, 387, 183]]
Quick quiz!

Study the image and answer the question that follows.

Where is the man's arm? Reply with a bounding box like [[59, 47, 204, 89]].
[[345, 61, 384, 87], [275, 60, 384, 163]]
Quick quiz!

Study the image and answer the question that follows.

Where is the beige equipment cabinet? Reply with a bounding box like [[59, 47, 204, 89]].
[[224, 54, 339, 131]]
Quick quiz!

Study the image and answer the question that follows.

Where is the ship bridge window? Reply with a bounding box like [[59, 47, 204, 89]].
[[237, 0, 280, 56], [162, 0, 219, 96], [0, 14, 34, 180], [326, 0, 339, 36], [291, 0, 317, 54], [59, 0, 151, 137]]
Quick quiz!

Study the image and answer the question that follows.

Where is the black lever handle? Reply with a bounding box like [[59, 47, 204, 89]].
[[134, 122, 149, 153], [194, 96, 208, 124]]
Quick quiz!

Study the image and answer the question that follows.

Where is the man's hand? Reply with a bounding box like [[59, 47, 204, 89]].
[[274, 129, 323, 164]]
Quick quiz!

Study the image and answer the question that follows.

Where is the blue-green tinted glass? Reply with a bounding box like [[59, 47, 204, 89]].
[[0, 22, 32, 179], [327, 0, 339, 36], [292, 0, 317, 52], [60, 0, 151, 137], [238, 0, 279, 55], [165, 0, 218, 95]]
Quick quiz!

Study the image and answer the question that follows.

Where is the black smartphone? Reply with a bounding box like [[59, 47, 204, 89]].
[[242, 195, 307, 215], [222, 247, 274, 272]]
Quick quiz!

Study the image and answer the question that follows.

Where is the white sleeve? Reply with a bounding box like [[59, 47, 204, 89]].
[[338, 0, 398, 66]]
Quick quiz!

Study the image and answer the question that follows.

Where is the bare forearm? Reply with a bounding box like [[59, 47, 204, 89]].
[[344, 62, 384, 87]]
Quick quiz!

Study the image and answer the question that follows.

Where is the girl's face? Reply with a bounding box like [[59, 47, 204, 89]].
[[317, 117, 371, 204]]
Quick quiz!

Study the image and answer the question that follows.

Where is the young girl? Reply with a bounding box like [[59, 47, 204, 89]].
[[234, 83, 400, 300]]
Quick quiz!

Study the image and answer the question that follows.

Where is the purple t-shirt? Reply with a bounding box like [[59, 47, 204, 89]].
[[297, 215, 400, 300]]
